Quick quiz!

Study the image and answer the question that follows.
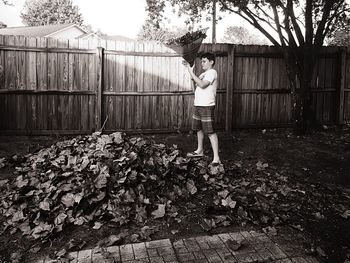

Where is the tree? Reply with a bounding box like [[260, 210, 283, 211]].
[[329, 17, 350, 46], [137, 19, 189, 42], [330, 26, 350, 46], [222, 26, 269, 44], [0, 21, 7, 28], [1, 0, 12, 5], [145, 0, 350, 134], [21, 0, 84, 26]]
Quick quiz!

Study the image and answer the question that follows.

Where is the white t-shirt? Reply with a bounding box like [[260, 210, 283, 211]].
[[194, 68, 218, 106]]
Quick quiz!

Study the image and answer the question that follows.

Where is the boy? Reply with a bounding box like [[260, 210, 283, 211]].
[[182, 52, 220, 165]]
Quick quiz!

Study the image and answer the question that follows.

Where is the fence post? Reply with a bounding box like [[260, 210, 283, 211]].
[[337, 48, 346, 125], [95, 47, 104, 131], [225, 45, 235, 131]]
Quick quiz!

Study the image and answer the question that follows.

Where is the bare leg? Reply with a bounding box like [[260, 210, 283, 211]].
[[195, 130, 204, 154], [208, 133, 220, 163]]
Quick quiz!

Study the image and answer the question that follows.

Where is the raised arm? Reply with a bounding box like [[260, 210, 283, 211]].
[[182, 61, 211, 89]]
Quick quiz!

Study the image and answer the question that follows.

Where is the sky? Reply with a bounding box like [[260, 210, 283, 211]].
[[3, 0, 348, 42], [0, 0, 260, 41]]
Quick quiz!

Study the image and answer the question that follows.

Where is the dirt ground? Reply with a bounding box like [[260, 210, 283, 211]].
[[0, 127, 349, 262]]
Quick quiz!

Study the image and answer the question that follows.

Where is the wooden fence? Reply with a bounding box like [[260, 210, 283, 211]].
[[0, 35, 349, 135]]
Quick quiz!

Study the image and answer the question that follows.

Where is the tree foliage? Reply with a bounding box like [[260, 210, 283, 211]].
[[0, 21, 7, 28], [146, 0, 349, 47], [329, 17, 350, 46], [137, 19, 188, 42], [146, 0, 350, 134], [21, 0, 84, 26], [221, 25, 269, 44], [1, 0, 12, 5]]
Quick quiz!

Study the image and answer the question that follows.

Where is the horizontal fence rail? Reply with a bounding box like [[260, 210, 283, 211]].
[[0, 35, 349, 135]]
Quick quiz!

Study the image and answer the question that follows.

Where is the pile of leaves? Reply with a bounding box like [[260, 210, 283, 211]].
[[164, 29, 207, 46], [0, 132, 223, 242]]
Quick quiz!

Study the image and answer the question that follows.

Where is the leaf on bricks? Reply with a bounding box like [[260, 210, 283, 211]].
[[226, 239, 242, 251]]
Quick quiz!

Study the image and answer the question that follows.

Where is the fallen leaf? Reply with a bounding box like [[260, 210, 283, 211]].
[[55, 248, 67, 258], [73, 216, 86, 226], [95, 173, 108, 189], [98, 231, 128, 247], [256, 161, 268, 171], [186, 179, 197, 195], [10, 252, 22, 262], [39, 200, 50, 211], [221, 196, 237, 209], [199, 218, 213, 231], [0, 157, 6, 169], [15, 176, 29, 188], [341, 210, 350, 219], [316, 246, 326, 257], [314, 212, 325, 220], [262, 226, 277, 236], [29, 246, 41, 253], [0, 179, 9, 187], [226, 239, 242, 251], [218, 189, 230, 199], [31, 223, 52, 239], [54, 213, 67, 226], [152, 204, 166, 219], [93, 222, 103, 229], [61, 193, 76, 208], [12, 210, 25, 222]]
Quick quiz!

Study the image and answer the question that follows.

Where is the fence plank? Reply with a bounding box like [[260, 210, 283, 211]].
[[0, 36, 4, 129], [115, 40, 125, 129], [5, 36, 16, 90], [338, 49, 347, 124], [36, 38, 48, 130], [48, 38, 58, 91], [26, 37, 37, 130], [95, 47, 104, 131], [225, 45, 234, 130], [135, 42, 144, 129], [14, 36, 26, 130], [0, 35, 4, 89]]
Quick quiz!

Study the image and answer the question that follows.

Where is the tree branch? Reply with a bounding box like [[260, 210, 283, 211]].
[[286, 0, 305, 46], [219, 0, 281, 45], [271, 3, 287, 46], [248, 5, 289, 39], [314, 0, 336, 47], [323, 3, 349, 39], [305, 0, 313, 46]]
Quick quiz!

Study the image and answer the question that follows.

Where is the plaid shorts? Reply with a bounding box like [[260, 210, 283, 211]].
[[192, 106, 216, 134]]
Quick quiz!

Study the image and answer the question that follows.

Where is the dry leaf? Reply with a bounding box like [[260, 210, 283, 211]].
[[61, 193, 76, 208], [226, 239, 242, 251], [152, 204, 166, 219], [93, 222, 103, 229], [39, 200, 50, 211], [186, 179, 197, 195]]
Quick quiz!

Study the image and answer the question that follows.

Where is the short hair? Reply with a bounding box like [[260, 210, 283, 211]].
[[200, 52, 215, 65]]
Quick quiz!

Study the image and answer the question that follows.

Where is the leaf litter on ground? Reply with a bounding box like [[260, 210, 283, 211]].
[[0, 131, 349, 260]]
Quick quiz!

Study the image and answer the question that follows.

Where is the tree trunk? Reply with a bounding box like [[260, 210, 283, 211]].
[[298, 46, 315, 134], [283, 46, 316, 135]]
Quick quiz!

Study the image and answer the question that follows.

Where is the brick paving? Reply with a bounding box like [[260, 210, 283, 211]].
[[37, 230, 320, 263]]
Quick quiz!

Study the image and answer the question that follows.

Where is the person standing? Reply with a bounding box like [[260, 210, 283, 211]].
[[182, 52, 220, 165]]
